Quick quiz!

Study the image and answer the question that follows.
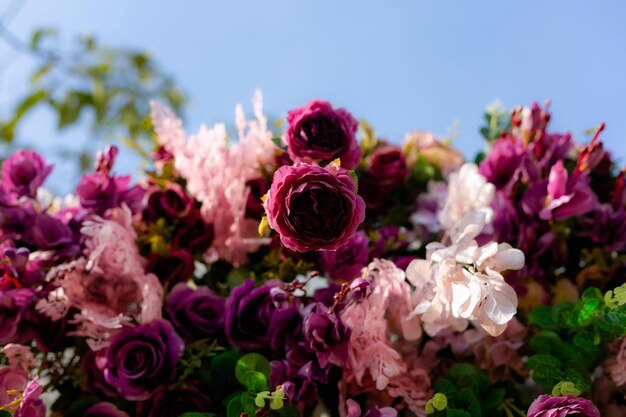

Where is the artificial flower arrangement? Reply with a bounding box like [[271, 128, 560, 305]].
[[0, 92, 624, 417]]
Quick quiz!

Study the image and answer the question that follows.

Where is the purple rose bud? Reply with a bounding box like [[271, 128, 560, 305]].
[[94, 146, 119, 177], [146, 249, 195, 285], [264, 163, 365, 252], [104, 319, 184, 401], [171, 212, 214, 254], [527, 395, 600, 417], [319, 231, 369, 281], [349, 278, 371, 302], [285, 100, 362, 169], [144, 184, 194, 222], [136, 385, 212, 417], [303, 302, 351, 369], [1, 150, 53, 199], [225, 279, 301, 352], [83, 402, 130, 417], [165, 283, 226, 342]]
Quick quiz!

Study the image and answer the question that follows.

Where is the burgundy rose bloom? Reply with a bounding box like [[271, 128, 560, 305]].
[[319, 231, 369, 281], [303, 302, 351, 369], [171, 213, 214, 253], [144, 184, 194, 222], [264, 163, 365, 252], [367, 145, 408, 192], [76, 174, 144, 215], [165, 283, 225, 342], [83, 402, 130, 417], [104, 319, 184, 401], [1, 150, 53, 199], [225, 279, 301, 352], [285, 100, 361, 169], [245, 177, 269, 220], [146, 249, 195, 285], [136, 385, 212, 417], [527, 395, 600, 417], [30, 214, 74, 250]]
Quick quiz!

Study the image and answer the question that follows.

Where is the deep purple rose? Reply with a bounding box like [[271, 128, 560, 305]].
[[1, 150, 52, 199], [136, 385, 212, 417], [347, 399, 397, 417], [165, 283, 225, 342], [104, 319, 184, 401], [83, 402, 130, 417], [171, 212, 214, 253], [30, 214, 74, 250], [146, 249, 195, 285], [319, 231, 369, 281], [264, 163, 366, 252], [527, 395, 600, 417], [144, 184, 194, 222], [82, 350, 117, 398], [0, 289, 35, 345], [285, 100, 362, 169], [225, 279, 301, 352], [303, 302, 351, 369]]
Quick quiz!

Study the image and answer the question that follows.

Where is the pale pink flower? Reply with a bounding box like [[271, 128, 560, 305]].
[[341, 259, 417, 390], [386, 370, 430, 417], [438, 163, 495, 235], [1, 345, 35, 373], [81, 206, 145, 279], [406, 211, 523, 337], [463, 317, 528, 381], [151, 92, 274, 265], [606, 337, 626, 387]]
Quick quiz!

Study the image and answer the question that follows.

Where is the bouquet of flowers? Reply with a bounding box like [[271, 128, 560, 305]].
[[0, 92, 624, 417]]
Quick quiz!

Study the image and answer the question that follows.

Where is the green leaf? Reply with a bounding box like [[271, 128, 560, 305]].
[[455, 388, 481, 417], [235, 353, 271, 388], [239, 370, 268, 392], [433, 378, 457, 395], [529, 331, 564, 355], [225, 392, 245, 417], [482, 388, 506, 415], [529, 305, 556, 329], [276, 405, 300, 417], [241, 392, 258, 414], [0, 411, 13, 417], [178, 413, 219, 417], [446, 409, 471, 417], [271, 136, 287, 150]]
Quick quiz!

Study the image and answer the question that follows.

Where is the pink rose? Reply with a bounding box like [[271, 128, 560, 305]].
[[264, 162, 365, 251]]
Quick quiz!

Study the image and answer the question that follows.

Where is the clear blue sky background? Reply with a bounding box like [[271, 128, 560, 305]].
[[1, 1, 625, 192]]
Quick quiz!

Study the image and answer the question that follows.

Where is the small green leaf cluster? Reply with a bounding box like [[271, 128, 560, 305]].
[[527, 284, 626, 393], [428, 364, 522, 417]]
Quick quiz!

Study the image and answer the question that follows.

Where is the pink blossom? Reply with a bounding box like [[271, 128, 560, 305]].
[[1, 345, 35, 373], [438, 163, 495, 235], [606, 337, 626, 387], [151, 92, 274, 265]]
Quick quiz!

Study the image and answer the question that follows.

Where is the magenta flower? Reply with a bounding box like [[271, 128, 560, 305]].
[[1, 150, 52, 199], [14, 378, 45, 417], [303, 302, 351, 369], [527, 395, 600, 417], [264, 162, 365, 252], [165, 283, 225, 342], [285, 100, 361, 169], [538, 161, 597, 220]]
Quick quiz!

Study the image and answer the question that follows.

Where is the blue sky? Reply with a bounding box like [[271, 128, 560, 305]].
[[1, 1, 626, 192]]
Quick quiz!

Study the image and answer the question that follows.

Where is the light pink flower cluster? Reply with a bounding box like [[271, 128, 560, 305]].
[[406, 211, 523, 337], [438, 163, 495, 234], [151, 91, 274, 265], [341, 259, 429, 416], [37, 207, 163, 350]]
